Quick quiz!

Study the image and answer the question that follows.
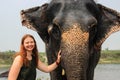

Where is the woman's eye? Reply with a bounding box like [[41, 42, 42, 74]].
[[25, 42, 29, 44], [31, 41, 34, 44]]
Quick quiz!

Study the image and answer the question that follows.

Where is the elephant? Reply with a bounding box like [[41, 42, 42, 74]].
[[20, 0, 120, 80]]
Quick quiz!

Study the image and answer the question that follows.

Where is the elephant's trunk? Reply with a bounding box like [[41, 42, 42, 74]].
[[60, 23, 90, 80]]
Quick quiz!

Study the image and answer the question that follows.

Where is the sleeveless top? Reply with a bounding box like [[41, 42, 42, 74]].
[[17, 56, 37, 80]]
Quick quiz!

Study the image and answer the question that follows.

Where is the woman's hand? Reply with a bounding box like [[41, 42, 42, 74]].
[[37, 50, 62, 73], [56, 50, 61, 65]]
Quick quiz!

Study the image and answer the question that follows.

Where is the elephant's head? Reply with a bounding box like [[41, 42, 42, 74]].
[[20, 0, 120, 80]]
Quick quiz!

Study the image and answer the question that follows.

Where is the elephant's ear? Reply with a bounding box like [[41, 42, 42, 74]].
[[20, 3, 50, 43], [95, 4, 120, 48]]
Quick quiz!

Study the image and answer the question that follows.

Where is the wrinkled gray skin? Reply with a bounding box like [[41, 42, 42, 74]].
[[20, 0, 120, 80]]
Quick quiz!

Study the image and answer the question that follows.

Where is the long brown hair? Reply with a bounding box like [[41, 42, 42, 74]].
[[17, 34, 39, 67]]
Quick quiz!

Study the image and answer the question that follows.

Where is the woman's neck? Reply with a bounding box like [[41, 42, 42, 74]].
[[26, 51, 32, 60]]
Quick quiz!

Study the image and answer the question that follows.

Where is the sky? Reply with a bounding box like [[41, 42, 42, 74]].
[[0, 0, 120, 52]]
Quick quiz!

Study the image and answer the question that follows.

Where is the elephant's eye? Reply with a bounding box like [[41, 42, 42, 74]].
[[88, 22, 97, 29], [48, 24, 61, 40], [88, 18, 97, 29]]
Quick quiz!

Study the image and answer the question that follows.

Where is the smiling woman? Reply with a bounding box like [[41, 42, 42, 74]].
[[8, 34, 61, 80]]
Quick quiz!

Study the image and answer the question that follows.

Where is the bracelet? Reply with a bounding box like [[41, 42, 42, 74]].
[[56, 61, 59, 65]]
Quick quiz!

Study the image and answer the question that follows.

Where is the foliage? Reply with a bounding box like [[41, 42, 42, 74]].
[[0, 50, 47, 67], [0, 50, 120, 67], [99, 50, 120, 64], [0, 51, 14, 67], [38, 52, 47, 63]]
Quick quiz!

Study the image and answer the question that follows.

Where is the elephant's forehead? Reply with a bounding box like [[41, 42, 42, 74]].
[[61, 23, 89, 46]]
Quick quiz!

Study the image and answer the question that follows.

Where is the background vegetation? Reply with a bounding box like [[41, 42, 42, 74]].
[[99, 50, 120, 64], [0, 50, 120, 67], [0, 50, 47, 67]]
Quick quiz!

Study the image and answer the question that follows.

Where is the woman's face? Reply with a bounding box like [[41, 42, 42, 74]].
[[23, 36, 35, 52]]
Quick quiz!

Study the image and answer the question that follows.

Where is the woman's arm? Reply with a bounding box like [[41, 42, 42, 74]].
[[37, 50, 61, 73], [8, 55, 23, 80]]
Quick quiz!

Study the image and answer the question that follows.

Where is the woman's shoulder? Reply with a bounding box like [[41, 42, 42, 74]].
[[14, 55, 23, 64]]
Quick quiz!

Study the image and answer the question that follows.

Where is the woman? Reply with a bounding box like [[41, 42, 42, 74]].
[[8, 34, 61, 80]]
